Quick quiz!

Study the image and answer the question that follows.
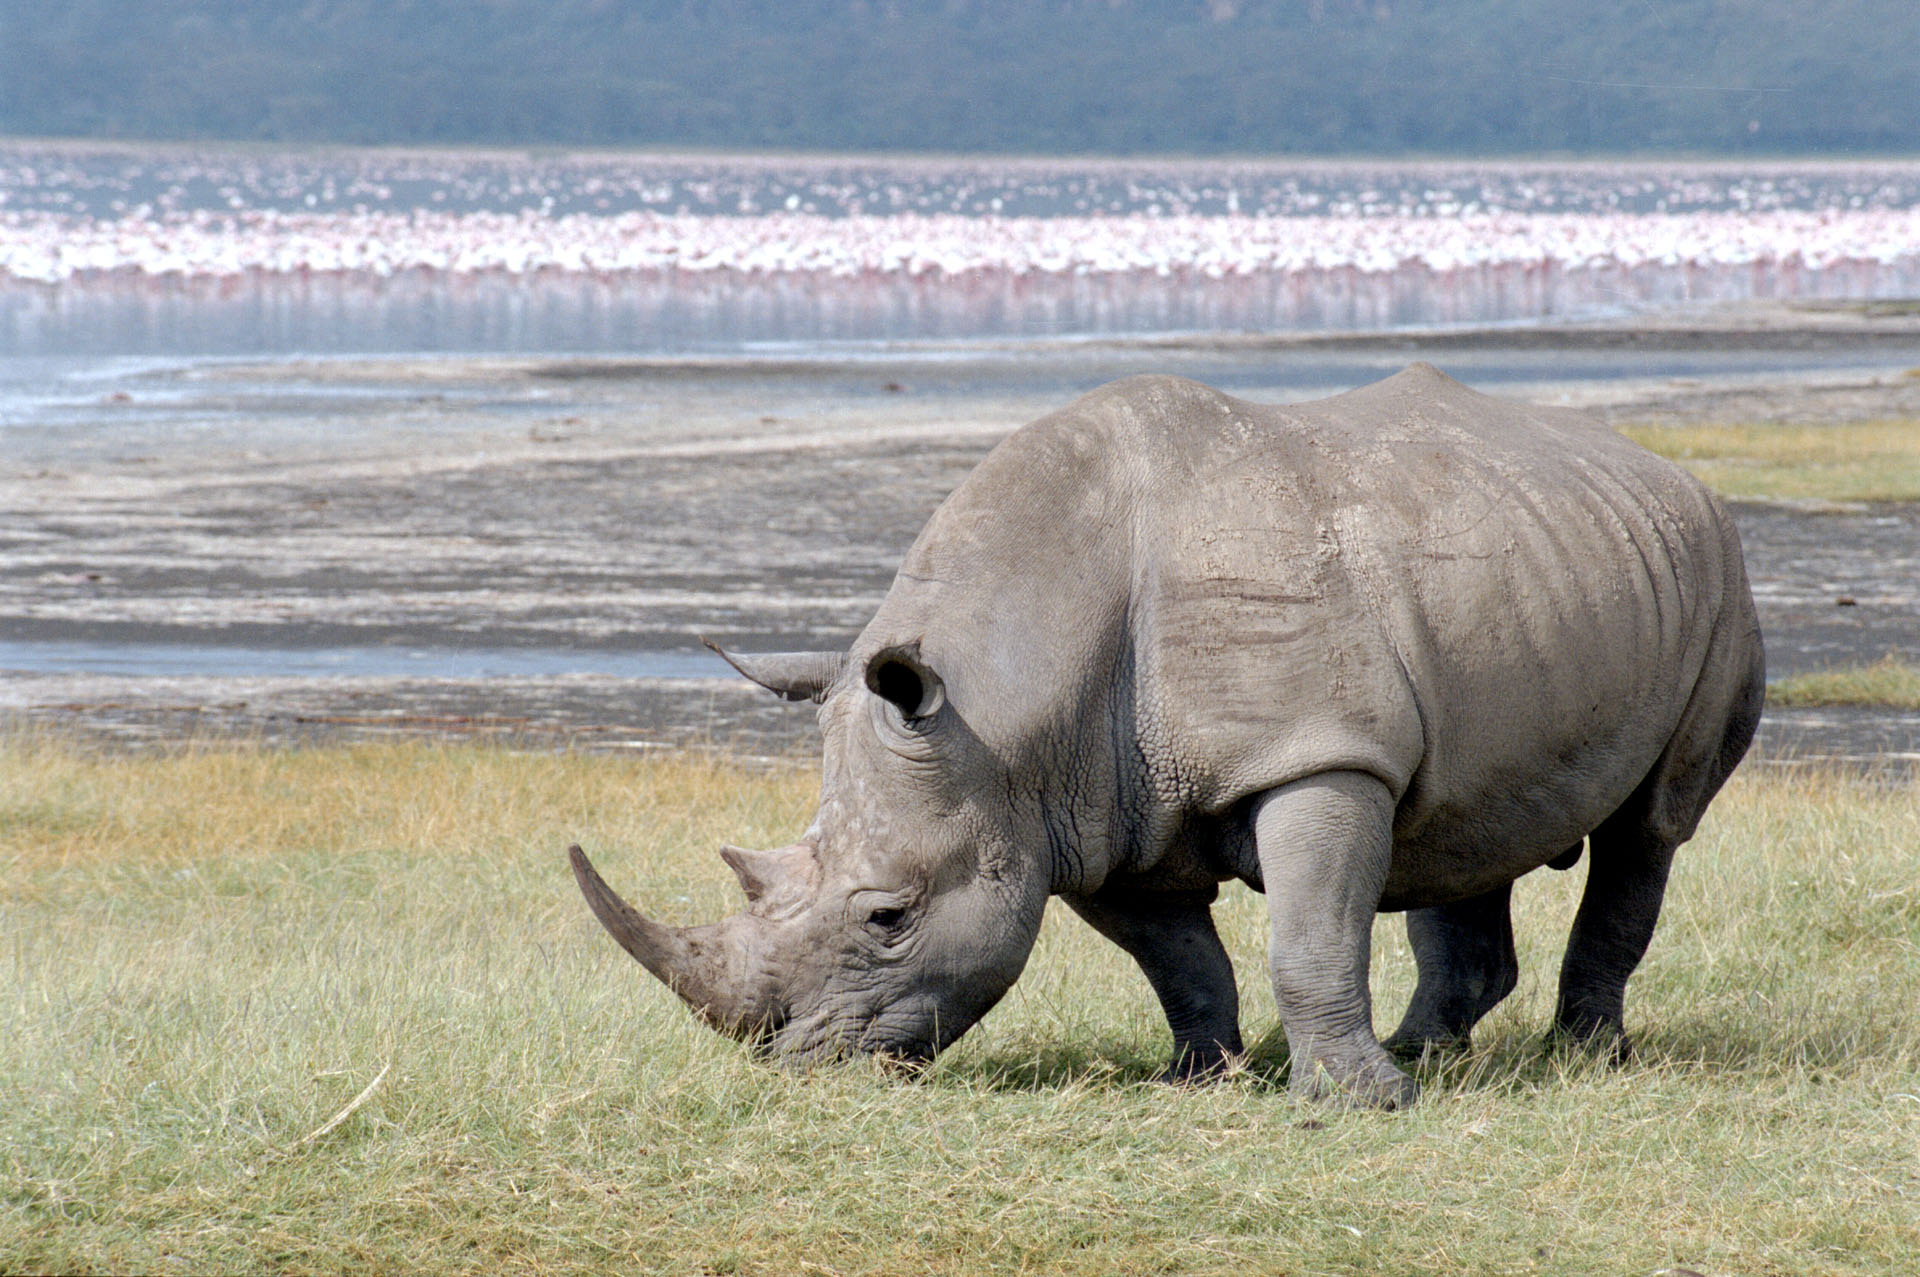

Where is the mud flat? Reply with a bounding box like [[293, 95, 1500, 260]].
[[3, 303, 1918, 764]]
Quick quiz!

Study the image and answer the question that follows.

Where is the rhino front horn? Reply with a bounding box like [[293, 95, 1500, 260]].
[[567, 844, 764, 1035]]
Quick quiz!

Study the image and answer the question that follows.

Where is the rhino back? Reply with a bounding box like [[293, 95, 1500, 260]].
[[863, 366, 1759, 899]]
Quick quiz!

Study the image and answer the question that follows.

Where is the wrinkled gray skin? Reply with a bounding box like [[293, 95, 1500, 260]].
[[571, 365, 1764, 1108]]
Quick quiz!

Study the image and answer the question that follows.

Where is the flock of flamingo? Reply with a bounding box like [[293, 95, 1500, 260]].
[[3, 149, 1919, 318]]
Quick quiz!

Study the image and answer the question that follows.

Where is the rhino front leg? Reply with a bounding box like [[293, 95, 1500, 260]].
[[1253, 770, 1417, 1109], [1063, 886, 1243, 1081], [1383, 882, 1519, 1058]]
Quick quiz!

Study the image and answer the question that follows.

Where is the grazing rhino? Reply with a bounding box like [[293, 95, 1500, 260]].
[[570, 364, 1764, 1108]]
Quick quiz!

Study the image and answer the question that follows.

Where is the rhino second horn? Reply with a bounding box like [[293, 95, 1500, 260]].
[[719, 842, 818, 906], [567, 843, 759, 1035]]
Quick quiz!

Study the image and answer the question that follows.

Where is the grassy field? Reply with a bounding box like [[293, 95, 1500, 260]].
[[1769, 656, 1920, 710], [3, 734, 1916, 1275], [1617, 420, 1920, 503]]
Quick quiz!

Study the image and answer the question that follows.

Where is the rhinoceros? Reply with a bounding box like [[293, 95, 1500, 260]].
[[569, 364, 1764, 1108]]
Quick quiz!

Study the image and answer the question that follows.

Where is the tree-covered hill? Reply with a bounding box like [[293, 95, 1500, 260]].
[[3, 0, 1915, 155]]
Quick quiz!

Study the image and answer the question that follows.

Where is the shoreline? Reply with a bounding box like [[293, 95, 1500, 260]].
[[111, 294, 1920, 381]]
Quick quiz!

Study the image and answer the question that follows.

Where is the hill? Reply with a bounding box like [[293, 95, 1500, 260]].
[[2, 0, 1916, 155]]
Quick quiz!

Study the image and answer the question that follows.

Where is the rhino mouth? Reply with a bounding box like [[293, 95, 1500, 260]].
[[763, 1004, 942, 1068], [855, 1033, 937, 1067]]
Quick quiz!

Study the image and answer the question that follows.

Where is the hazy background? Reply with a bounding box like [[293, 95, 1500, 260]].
[[3, 0, 1916, 155]]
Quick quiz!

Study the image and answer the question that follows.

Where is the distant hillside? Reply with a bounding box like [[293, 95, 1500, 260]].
[[3, 0, 1916, 155]]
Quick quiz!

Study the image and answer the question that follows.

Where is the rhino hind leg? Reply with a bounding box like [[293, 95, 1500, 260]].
[[1552, 815, 1680, 1060], [1555, 608, 1763, 1059], [1253, 771, 1418, 1110], [1063, 886, 1244, 1081], [1383, 882, 1519, 1059]]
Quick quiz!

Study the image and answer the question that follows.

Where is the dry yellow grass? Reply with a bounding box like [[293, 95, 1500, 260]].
[[1, 731, 815, 878], [1618, 419, 1920, 502]]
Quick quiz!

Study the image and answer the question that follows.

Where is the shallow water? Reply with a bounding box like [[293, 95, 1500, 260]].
[[0, 638, 718, 681], [7, 335, 1920, 468]]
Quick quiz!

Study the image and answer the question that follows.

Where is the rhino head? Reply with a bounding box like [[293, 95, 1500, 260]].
[[569, 639, 1056, 1064]]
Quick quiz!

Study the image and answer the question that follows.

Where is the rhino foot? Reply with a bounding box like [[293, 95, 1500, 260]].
[[1381, 1025, 1473, 1062], [1157, 1045, 1243, 1086], [1292, 1052, 1420, 1111], [1546, 1013, 1636, 1067]]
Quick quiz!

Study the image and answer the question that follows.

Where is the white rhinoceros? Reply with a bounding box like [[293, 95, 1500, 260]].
[[571, 364, 1764, 1108]]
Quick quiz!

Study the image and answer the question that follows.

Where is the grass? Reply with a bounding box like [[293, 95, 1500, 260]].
[[1617, 420, 1920, 503], [3, 733, 1917, 1275], [1769, 656, 1920, 710]]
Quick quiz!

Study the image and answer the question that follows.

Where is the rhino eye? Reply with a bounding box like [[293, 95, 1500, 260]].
[[866, 906, 907, 930]]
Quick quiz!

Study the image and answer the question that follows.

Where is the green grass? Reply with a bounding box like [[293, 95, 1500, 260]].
[[1769, 656, 1920, 710], [3, 734, 1917, 1275], [1618, 420, 1920, 503]]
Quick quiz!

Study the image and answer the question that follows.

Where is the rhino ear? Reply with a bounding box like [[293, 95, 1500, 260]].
[[703, 638, 847, 703], [864, 642, 946, 721]]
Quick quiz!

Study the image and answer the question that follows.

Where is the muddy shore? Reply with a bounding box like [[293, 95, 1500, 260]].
[[4, 302, 1918, 763]]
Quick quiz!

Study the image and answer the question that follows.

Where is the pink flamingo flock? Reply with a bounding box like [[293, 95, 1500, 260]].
[[5, 150, 1919, 330]]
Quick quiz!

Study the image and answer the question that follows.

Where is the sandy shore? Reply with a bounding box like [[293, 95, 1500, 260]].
[[3, 301, 1917, 761]]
